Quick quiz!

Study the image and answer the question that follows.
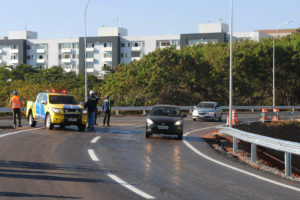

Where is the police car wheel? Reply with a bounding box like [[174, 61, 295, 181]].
[[78, 125, 85, 132], [29, 113, 37, 127], [46, 114, 54, 130]]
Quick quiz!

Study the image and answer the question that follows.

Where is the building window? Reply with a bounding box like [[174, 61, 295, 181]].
[[87, 43, 94, 48], [104, 43, 107, 47], [64, 54, 70, 59], [104, 53, 112, 58], [128, 43, 130, 47], [87, 63, 93, 68], [132, 51, 141, 58], [121, 43, 125, 47], [11, 55, 17, 60], [59, 43, 71, 49], [27, 55, 30, 60], [72, 54, 76, 59], [120, 53, 124, 58], [172, 40, 179, 46], [58, 55, 61, 59], [27, 45, 31, 50], [39, 55, 43, 59], [73, 43, 79, 48], [86, 53, 93, 58]]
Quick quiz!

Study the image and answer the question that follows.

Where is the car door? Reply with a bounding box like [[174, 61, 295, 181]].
[[40, 94, 47, 120], [35, 94, 44, 120]]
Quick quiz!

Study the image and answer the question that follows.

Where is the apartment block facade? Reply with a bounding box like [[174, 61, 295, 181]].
[[0, 23, 277, 77]]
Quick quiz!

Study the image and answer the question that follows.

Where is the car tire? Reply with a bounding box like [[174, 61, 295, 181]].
[[46, 114, 54, 130], [29, 112, 37, 127], [145, 132, 151, 138], [193, 118, 196, 121], [60, 124, 65, 129], [78, 124, 86, 132], [177, 132, 183, 140], [218, 115, 222, 121]]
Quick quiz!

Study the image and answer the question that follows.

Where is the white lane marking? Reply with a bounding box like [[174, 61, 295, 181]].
[[90, 136, 101, 144], [183, 128, 300, 192], [131, 125, 144, 128], [107, 173, 155, 199], [0, 127, 44, 138], [88, 149, 99, 161]]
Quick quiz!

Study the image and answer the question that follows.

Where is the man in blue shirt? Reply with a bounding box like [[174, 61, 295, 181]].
[[102, 95, 114, 127], [84, 90, 99, 130]]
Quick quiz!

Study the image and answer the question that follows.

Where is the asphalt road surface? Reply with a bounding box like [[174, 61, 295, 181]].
[[0, 114, 300, 200]]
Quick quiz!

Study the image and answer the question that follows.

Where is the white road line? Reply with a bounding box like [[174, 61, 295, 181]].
[[107, 174, 155, 199], [88, 149, 99, 162], [183, 128, 300, 192], [90, 136, 101, 144], [131, 125, 145, 128], [0, 127, 44, 138]]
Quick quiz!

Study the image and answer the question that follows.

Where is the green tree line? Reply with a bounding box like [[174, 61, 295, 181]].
[[0, 31, 299, 107]]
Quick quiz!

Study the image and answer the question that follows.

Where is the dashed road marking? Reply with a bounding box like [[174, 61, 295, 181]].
[[88, 149, 99, 161], [91, 136, 101, 144], [0, 127, 44, 138], [183, 127, 300, 193], [107, 173, 155, 199]]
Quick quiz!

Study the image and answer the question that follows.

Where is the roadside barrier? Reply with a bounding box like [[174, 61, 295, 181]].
[[272, 108, 281, 121], [217, 125, 300, 176], [260, 108, 269, 123]]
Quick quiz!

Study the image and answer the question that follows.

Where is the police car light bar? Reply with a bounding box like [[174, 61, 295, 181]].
[[47, 89, 68, 93]]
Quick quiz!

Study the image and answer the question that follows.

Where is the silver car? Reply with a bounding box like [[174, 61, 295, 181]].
[[192, 101, 222, 121]]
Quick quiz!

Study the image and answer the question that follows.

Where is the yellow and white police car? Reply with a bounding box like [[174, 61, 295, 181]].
[[26, 90, 87, 131]]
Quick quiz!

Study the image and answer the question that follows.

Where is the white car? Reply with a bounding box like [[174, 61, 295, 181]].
[[192, 101, 222, 121]]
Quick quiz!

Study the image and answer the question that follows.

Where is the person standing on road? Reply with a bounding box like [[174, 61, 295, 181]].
[[10, 90, 23, 128], [102, 95, 114, 127], [94, 92, 99, 125], [84, 90, 99, 130]]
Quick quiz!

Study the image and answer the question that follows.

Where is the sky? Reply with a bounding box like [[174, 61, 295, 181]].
[[0, 0, 299, 39]]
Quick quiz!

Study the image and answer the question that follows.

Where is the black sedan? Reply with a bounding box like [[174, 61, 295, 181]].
[[145, 105, 187, 140]]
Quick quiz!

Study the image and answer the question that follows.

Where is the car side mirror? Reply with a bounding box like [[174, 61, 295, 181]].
[[41, 100, 47, 105], [182, 114, 187, 118]]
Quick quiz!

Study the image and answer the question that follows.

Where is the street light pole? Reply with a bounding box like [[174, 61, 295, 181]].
[[84, 0, 91, 102], [272, 20, 292, 107], [229, 0, 233, 128]]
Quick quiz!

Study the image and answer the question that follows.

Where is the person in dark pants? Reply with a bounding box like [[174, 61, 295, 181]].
[[102, 95, 114, 127], [94, 92, 98, 125], [10, 90, 23, 128], [84, 90, 99, 130]]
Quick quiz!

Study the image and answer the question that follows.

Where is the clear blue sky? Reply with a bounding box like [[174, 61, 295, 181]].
[[0, 0, 299, 38]]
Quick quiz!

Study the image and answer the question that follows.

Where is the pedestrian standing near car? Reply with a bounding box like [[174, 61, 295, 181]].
[[10, 90, 23, 128], [84, 90, 99, 130], [102, 95, 114, 127], [94, 92, 99, 125]]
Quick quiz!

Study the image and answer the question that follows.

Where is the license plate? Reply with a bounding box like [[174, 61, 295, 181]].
[[68, 118, 77, 122], [158, 125, 168, 130]]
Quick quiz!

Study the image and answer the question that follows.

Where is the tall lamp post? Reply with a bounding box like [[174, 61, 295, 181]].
[[272, 20, 292, 107], [84, 0, 91, 101]]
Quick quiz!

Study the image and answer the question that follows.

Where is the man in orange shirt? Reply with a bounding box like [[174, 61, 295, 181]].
[[10, 90, 23, 128]]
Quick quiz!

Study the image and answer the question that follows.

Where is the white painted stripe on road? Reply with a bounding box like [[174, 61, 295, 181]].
[[90, 136, 101, 144], [183, 128, 300, 193], [107, 174, 155, 199], [131, 125, 145, 128], [0, 127, 44, 138], [88, 149, 99, 161]]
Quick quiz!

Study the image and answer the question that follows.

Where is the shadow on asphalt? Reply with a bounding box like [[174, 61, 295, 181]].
[[0, 192, 80, 199]]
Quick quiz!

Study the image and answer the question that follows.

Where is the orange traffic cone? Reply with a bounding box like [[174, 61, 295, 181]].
[[226, 109, 238, 126], [272, 108, 280, 121], [260, 108, 268, 122]]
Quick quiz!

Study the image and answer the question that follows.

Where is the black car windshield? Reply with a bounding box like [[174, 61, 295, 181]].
[[49, 95, 77, 104], [197, 103, 214, 108], [150, 107, 181, 117]]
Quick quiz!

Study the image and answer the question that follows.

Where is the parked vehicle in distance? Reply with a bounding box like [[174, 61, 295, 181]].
[[26, 89, 87, 131], [192, 101, 222, 121], [145, 105, 187, 140]]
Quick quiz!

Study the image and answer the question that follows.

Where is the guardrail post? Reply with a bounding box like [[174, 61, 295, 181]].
[[233, 137, 238, 154], [285, 152, 292, 176], [189, 109, 192, 114], [291, 108, 295, 121], [251, 109, 254, 112], [143, 110, 146, 115], [116, 110, 119, 116], [251, 143, 256, 163]]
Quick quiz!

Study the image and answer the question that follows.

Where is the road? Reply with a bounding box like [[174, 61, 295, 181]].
[[0, 115, 300, 200]]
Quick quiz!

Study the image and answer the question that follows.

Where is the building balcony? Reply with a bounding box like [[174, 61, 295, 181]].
[[87, 68, 94, 73], [37, 49, 46, 54], [61, 48, 72, 53], [10, 49, 19, 54], [132, 46, 141, 51], [86, 58, 94, 62], [10, 59, 18, 64], [104, 47, 112, 51], [86, 47, 94, 52], [37, 59, 45, 64], [103, 57, 112, 62], [132, 57, 141, 61], [61, 58, 71, 63]]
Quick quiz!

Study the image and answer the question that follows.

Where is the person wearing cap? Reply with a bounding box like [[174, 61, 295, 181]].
[[10, 90, 23, 128], [84, 90, 99, 130], [102, 95, 114, 127]]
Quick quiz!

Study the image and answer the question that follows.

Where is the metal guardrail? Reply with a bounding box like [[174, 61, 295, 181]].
[[217, 125, 300, 176]]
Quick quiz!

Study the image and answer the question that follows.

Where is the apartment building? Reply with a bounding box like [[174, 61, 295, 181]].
[[0, 23, 280, 77]]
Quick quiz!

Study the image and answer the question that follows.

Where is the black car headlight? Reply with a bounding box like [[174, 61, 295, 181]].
[[146, 118, 154, 125], [174, 120, 182, 126]]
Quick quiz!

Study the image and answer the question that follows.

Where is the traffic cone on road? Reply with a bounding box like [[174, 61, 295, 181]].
[[272, 108, 280, 121], [260, 108, 268, 122], [226, 109, 238, 126]]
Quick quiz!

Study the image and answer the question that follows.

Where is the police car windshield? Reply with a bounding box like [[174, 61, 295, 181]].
[[150, 107, 181, 117], [49, 95, 77, 104]]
